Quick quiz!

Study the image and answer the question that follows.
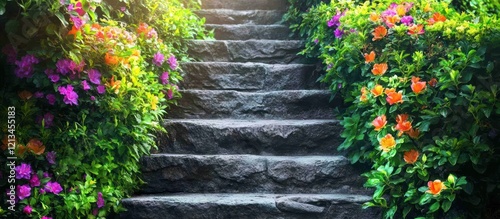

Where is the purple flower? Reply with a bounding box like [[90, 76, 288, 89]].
[[46, 151, 56, 165], [97, 192, 105, 208], [160, 72, 169, 85], [43, 112, 54, 128], [56, 59, 75, 75], [73, 2, 86, 16], [49, 74, 60, 83], [46, 94, 56, 105], [327, 11, 344, 28], [90, 96, 96, 101], [87, 69, 101, 85], [23, 205, 33, 214], [45, 181, 63, 194], [58, 84, 79, 105], [401, 15, 413, 26], [40, 188, 46, 194], [167, 88, 173, 99], [17, 185, 31, 200], [34, 91, 44, 98], [82, 80, 91, 91], [93, 208, 99, 216], [97, 85, 106, 94], [168, 55, 177, 70], [314, 39, 319, 44], [381, 9, 397, 18], [14, 54, 39, 78], [43, 172, 52, 179], [334, 28, 344, 39], [153, 52, 164, 67], [71, 16, 85, 29], [147, 28, 158, 39], [29, 174, 40, 187], [41, 216, 52, 219], [15, 163, 32, 179]]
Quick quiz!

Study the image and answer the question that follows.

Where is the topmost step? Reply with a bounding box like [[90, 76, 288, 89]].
[[202, 0, 289, 10]]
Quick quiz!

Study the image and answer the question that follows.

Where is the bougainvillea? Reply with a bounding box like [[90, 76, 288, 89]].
[[295, 0, 500, 218]]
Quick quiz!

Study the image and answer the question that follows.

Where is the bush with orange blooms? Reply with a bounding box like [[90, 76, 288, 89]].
[[297, 0, 500, 218]]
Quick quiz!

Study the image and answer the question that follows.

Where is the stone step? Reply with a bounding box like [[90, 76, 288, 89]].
[[206, 24, 293, 40], [197, 9, 285, 25], [169, 90, 336, 119], [187, 40, 308, 64], [155, 119, 342, 155], [139, 154, 365, 194], [201, 0, 288, 10], [180, 62, 321, 90], [120, 193, 380, 219]]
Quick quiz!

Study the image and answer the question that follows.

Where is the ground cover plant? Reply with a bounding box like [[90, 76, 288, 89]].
[[0, 0, 208, 218], [291, 0, 500, 218]]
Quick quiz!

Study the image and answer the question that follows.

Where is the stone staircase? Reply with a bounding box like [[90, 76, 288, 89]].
[[120, 0, 379, 218]]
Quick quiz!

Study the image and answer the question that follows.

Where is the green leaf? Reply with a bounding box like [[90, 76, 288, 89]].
[[429, 202, 440, 213], [54, 12, 69, 27], [442, 200, 452, 212]]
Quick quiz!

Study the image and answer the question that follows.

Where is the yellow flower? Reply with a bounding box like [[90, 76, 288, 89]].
[[379, 134, 396, 152]]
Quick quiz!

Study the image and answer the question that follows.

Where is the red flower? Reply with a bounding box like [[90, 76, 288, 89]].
[[404, 149, 419, 164], [429, 78, 438, 87]]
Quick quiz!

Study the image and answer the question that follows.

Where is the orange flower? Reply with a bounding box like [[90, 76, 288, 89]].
[[429, 78, 438, 87], [1, 136, 9, 151], [407, 128, 420, 139], [379, 134, 397, 152], [372, 25, 387, 41], [26, 138, 45, 155], [385, 88, 396, 95], [105, 53, 120, 66], [371, 84, 384, 97], [18, 90, 33, 101], [411, 76, 427, 94], [372, 115, 387, 131], [408, 24, 424, 35], [360, 87, 369, 102], [16, 144, 27, 156], [372, 63, 388, 76], [396, 121, 412, 136], [386, 90, 403, 105], [404, 149, 419, 164], [370, 13, 380, 22], [137, 23, 149, 34], [395, 114, 409, 123], [91, 23, 101, 30], [106, 76, 121, 94], [68, 25, 79, 37], [433, 13, 446, 22], [364, 51, 376, 63], [427, 180, 446, 195], [385, 15, 400, 28], [396, 5, 407, 16]]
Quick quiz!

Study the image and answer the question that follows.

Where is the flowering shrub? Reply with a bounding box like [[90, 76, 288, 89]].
[[295, 0, 500, 218], [0, 0, 207, 218]]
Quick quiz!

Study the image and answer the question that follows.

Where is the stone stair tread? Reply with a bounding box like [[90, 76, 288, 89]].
[[169, 90, 336, 119], [163, 118, 338, 127], [205, 24, 293, 40], [120, 193, 379, 219], [201, 0, 288, 10], [197, 9, 285, 25]]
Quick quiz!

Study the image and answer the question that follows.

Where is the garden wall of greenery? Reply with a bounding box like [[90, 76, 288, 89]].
[[0, 0, 208, 218], [286, 0, 500, 218]]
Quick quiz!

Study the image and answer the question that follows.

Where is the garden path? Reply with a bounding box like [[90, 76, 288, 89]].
[[120, 0, 378, 218]]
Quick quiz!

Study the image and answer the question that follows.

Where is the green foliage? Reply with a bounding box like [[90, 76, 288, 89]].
[[0, 0, 206, 218], [297, 0, 500, 218], [451, 0, 500, 16]]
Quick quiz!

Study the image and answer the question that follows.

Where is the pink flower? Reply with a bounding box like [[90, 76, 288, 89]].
[[160, 72, 169, 85], [168, 55, 177, 69], [82, 80, 91, 91], [58, 84, 79, 105], [46, 94, 56, 105], [23, 205, 33, 214], [97, 85, 106, 94], [15, 163, 32, 179], [97, 192, 105, 208], [30, 174, 40, 187], [41, 216, 52, 219], [90, 96, 96, 101], [17, 185, 31, 200], [45, 181, 63, 194], [34, 91, 44, 98], [153, 52, 164, 67]]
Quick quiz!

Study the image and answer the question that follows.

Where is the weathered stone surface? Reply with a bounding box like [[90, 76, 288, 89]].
[[156, 119, 342, 155], [201, 0, 288, 10], [180, 62, 322, 90], [140, 154, 364, 194], [187, 40, 308, 64], [169, 90, 337, 119], [120, 193, 380, 219], [206, 24, 293, 40], [196, 9, 284, 25]]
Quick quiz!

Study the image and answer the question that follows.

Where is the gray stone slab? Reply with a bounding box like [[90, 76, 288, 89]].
[[201, 0, 289, 10], [196, 9, 285, 25], [206, 24, 293, 40]]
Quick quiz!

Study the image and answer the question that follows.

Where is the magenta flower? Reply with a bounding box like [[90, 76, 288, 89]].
[[71, 15, 85, 29], [167, 88, 173, 99], [14, 54, 39, 78], [29, 174, 40, 187], [46, 94, 56, 105], [97, 192, 105, 208], [97, 85, 106, 94], [15, 163, 32, 179], [168, 55, 177, 70], [334, 28, 344, 39], [45, 181, 63, 194], [58, 84, 79, 105], [314, 39, 319, 44], [46, 151, 56, 165], [56, 59, 76, 75], [41, 216, 52, 219], [160, 72, 169, 85], [90, 96, 96, 101], [70, 2, 86, 16], [401, 16, 413, 26], [120, 7, 126, 12], [40, 188, 46, 194], [34, 91, 44, 98], [153, 52, 165, 67], [88, 69, 101, 85], [43, 172, 52, 179], [82, 80, 91, 91], [42, 112, 54, 128], [17, 185, 31, 200], [23, 205, 33, 214], [2, 44, 17, 64]]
